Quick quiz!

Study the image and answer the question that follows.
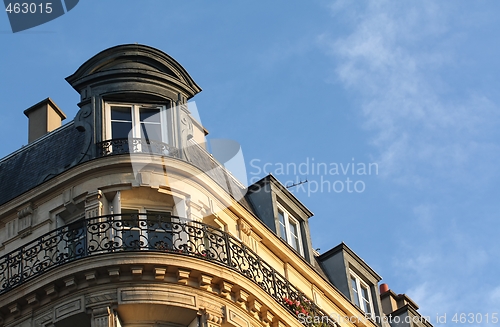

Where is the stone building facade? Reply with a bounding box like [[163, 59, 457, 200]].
[[0, 45, 432, 327]]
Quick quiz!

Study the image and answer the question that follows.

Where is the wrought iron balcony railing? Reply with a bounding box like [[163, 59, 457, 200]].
[[0, 214, 337, 326], [97, 138, 179, 157]]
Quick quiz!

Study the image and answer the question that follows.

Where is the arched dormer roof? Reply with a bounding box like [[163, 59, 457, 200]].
[[65, 44, 202, 99]]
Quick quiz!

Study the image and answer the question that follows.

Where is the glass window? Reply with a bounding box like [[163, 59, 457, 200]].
[[140, 107, 162, 141], [351, 277, 360, 307], [111, 106, 133, 139], [106, 103, 170, 143], [120, 209, 173, 250], [350, 271, 374, 314], [289, 219, 299, 250], [276, 205, 303, 255], [278, 209, 287, 242], [361, 285, 372, 314], [121, 208, 141, 249]]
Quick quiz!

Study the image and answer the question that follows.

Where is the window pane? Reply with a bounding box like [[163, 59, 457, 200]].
[[111, 106, 132, 121], [361, 286, 372, 313], [140, 108, 161, 123], [289, 220, 298, 237], [146, 210, 172, 226], [121, 209, 140, 227], [351, 277, 360, 306], [146, 210, 172, 250], [121, 209, 141, 249], [111, 122, 132, 139], [278, 210, 287, 241], [289, 220, 299, 250], [141, 123, 162, 141]]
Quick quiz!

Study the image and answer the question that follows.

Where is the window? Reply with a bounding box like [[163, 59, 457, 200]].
[[277, 205, 303, 255], [350, 271, 374, 314], [120, 208, 173, 250], [105, 102, 171, 143]]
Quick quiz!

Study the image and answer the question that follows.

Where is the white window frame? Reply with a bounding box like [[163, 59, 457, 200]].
[[350, 270, 374, 315], [104, 102, 171, 144], [277, 204, 303, 256]]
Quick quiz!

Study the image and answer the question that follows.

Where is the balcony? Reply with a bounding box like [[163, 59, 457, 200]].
[[97, 138, 179, 157], [0, 214, 336, 327]]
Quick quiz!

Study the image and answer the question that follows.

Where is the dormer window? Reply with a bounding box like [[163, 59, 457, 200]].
[[277, 204, 303, 255], [105, 102, 171, 143], [350, 270, 374, 314]]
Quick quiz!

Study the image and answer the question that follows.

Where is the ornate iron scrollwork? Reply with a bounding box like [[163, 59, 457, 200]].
[[0, 214, 336, 326], [97, 138, 179, 158]]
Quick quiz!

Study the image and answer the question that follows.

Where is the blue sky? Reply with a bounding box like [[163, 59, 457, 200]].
[[1, 1, 500, 325]]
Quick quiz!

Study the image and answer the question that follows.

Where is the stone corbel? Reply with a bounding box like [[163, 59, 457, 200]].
[[17, 203, 34, 235], [238, 218, 253, 247], [238, 219, 252, 237]]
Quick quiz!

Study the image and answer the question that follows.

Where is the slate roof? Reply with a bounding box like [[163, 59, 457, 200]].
[[0, 122, 254, 214], [184, 142, 255, 214], [0, 122, 85, 207]]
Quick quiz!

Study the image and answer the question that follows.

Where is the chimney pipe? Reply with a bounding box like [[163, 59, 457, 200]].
[[380, 283, 389, 294], [24, 98, 66, 143]]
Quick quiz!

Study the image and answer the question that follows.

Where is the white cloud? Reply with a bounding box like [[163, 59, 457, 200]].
[[320, 1, 500, 323], [319, 0, 500, 187]]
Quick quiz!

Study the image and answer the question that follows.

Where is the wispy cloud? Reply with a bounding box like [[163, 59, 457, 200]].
[[319, 0, 500, 186], [320, 0, 500, 324]]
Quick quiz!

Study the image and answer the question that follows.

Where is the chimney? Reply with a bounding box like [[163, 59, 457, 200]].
[[379, 283, 419, 315], [23, 98, 66, 143]]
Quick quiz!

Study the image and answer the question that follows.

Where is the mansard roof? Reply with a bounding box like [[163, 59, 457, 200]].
[[66, 44, 202, 98], [0, 122, 84, 206]]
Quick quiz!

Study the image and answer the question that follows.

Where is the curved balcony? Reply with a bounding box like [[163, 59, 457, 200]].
[[97, 138, 180, 157], [0, 214, 336, 326]]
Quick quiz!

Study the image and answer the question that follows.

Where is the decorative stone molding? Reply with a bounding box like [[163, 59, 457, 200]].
[[54, 296, 85, 323], [85, 190, 103, 219], [199, 274, 214, 293], [227, 308, 251, 327], [45, 285, 57, 297], [248, 299, 263, 320], [86, 291, 118, 308], [85, 271, 98, 283], [131, 266, 143, 278], [33, 311, 52, 327], [63, 187, 79, 214], [8, 303, 19, 315], [238, 219, 252, 236], [26, 294, 38, 305], [200, 308, 224, 327], [64, 276, 77, 289], [118, 287, 196, 309], [108, 268, 120, 278], [235, 289, 249, 308], [155, 267, 167, 280], [186, 198, 204, 222], [177, 269, 191, 285], [17, 203, 33, 234], [91, 306, 115, 327], [238, 219, 253, 248], [260, 309, 274, 327], [219, 281, 233, 299]]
